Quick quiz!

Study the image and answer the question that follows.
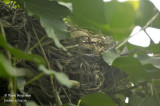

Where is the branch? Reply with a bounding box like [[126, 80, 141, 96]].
[[116, 12, 159, 50]]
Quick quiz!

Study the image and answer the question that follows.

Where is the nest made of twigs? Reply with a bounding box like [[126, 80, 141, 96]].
[[0, 1, 128, 105]]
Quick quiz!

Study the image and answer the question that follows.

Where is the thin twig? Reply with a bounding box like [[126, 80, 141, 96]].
[[31, 23, 50, 68], [29, 35, 47, 52], [19, 72, 44, 88], [62, 86, 72, 104], [144, 29, 155, 43], [31, 22, 62, 105], [116, 12, 159, 49]]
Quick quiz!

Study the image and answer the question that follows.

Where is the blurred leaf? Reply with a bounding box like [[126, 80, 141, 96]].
[[26, 101, 38, 106], [147, 43, 160, 54], [59, 0, 74, 2], [39, 65, 73, 88], [129, 95, 160, 106], [136, 0, 160, 28], [23, 0, 71, 50], [128, 94, 143, 106], [112, 56, 150, 84], [79, 93, 117, 106], [2, 0, 11, 2], [69, 0, 109, 33], [102, 48, 120, 65], [128, 0, 139, 11], [137, 55, 160, 69], [105, 1, 136, 40], [15, 0, 25, 8], [70, 80, 80, 88], [2, 0, 12, 4], [17, 77, 26, 91], [0, 34, 46, 65], [0, 53, 25, 77], [143, 64, 160, 79]]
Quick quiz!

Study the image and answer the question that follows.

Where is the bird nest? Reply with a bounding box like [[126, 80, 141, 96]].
[[0, 1, 128, 105]]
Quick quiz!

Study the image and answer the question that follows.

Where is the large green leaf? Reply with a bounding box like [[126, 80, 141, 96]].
[[79, 93, 117, 106], [0, 34, 46, 65], [112, 56, 150, 84], [38, 65, 73, 88], [68, 0, 109, 33], [0, 53, 25, 77], [105, 1, 136, 41], [21, 0, 71, 50]]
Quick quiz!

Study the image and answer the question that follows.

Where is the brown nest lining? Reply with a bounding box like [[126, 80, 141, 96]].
[[0, 1, 128, 105]]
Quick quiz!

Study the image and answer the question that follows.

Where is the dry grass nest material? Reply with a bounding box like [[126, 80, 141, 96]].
[[0, 1, 129, 105]]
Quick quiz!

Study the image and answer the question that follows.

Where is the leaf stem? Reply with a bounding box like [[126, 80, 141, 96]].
[[19, 72, 44, 88], [151, 80, 160, 105], [31, 22, 62, 105]]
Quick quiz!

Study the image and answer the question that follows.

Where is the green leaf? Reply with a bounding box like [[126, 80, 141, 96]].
[[69, 0, 109, 33], [23, 0, 71, 50], [112, 56, 150, 84], [0, 34, 46, 65], [147, 43, 160, 54], [143, 64, 160, 79], [17, 77, 26, 91], [102, 48, 120, 65], [128, 94, 142, 106], [2, 0, 11, 4], [79, 93, 117, 106], [137, 55, 160, 69], [136, 0, 160, 28], [0, 53, 25, 77], [105, 1, 136, 41], [15, 0, 25, 8], [38, 65, 73, 88]]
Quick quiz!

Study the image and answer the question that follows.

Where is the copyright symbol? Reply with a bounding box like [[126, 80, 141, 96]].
[[4, 94, 7, 97]]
